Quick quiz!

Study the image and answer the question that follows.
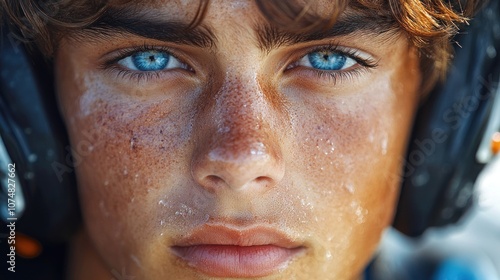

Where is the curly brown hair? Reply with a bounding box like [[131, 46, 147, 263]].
[[0, 0, 478, 91]]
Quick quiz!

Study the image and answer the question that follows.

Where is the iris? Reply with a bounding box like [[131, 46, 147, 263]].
[[131, 51, 169, 71], [307, 51, 348, 71]]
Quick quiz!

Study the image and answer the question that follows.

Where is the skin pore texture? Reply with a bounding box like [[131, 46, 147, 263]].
[[55, 0, 422, 279]]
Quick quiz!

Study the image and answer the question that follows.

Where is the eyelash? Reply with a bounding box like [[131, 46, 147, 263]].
[[289, 44, 379, 84], [102, 44, 378, 84]]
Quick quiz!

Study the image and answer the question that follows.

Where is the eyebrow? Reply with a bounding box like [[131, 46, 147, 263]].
[[76, 8, 216, 48], [256, 12, 399, 52], [74, 8, 397, 51]]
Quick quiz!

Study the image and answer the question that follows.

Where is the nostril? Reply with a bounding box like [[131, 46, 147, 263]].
[[205, 175, 224, 186], [255, 176, 271, 186]]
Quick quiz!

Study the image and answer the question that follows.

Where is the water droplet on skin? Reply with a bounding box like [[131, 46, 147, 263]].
[[368, 131, 375, 143], [160, 219, 165, 226], [175, 203, 195, 218], [87, 145, 94, 152], [104, 181, 109, 186], [158, 200, 166, 206], [99, 200, 110, 217], [130, 254, 142, 268], [381, 140, 388, 155], [123, 169, 128, 176], [344, 182, 355, 194], [350, 201, 367, 224], [250, 143, 265, 155]]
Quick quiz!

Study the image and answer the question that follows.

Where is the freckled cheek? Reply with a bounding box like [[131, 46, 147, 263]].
[[291, 95, 408, 234], [296, 106, 396, 190], [291, 102, 404, 271], [66, 103, 194, 240]]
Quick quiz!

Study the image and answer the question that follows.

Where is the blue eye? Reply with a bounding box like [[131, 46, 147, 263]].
[[118, 50, 186, 71], [298, 49, 358, 71]]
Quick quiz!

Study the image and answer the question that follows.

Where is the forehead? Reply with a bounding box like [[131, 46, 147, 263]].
[[112, 0, 340, 15], [106, 0, 383, 27]]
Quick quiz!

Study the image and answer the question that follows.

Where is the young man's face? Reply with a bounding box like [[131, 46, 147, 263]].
[[55, 0, 421, 279]]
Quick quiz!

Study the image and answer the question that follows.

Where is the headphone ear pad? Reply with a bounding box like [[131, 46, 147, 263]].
[[0, 28, 81, 242], [393, 0, 500, 237]]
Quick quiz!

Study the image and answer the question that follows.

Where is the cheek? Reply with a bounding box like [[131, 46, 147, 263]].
[[288, 68, 419, 275], [56, 69, 197, 267]]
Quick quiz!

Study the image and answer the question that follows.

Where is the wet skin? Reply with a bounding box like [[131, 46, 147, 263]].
[[55, 0, 422, 279]]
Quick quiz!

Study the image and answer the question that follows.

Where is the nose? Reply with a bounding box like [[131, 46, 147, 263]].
[[191, 77, 285, 193]]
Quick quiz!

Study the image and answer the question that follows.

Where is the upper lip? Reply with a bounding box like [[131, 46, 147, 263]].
[[171, 223, 305, 249]]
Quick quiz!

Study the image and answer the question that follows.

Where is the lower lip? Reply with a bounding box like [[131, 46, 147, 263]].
[[171, 245, 304, 277]]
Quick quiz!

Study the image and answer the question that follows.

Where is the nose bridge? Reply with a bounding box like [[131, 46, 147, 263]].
[[215, 75, 267, 150], [191, 73, 285, 192]]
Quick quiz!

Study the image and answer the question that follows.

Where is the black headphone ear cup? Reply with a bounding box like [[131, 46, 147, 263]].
[[0, 27, 81, 242], [393, 0, 500, 237]]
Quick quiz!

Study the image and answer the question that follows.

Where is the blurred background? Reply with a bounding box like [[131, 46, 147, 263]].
[[371, 156, 500, 279]]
